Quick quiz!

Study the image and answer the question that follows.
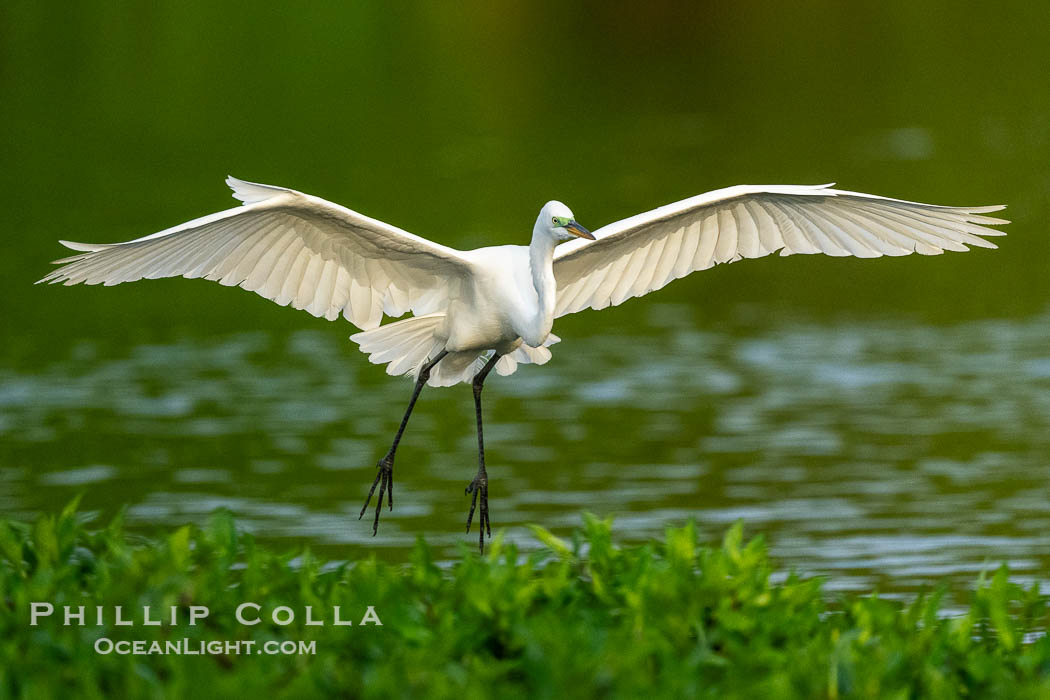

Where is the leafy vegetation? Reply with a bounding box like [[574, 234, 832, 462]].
[[1, 500, 1049, 698]]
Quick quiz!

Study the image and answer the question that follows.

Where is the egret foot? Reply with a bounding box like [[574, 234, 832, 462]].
[[357, 350, 448, 537], [465, 466, 491, 553], [359, 453, 394, 536], [466, 353, 501, 554]]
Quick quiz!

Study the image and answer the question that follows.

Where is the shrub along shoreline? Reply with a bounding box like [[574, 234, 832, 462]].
[[1, 500, 1049, 698]]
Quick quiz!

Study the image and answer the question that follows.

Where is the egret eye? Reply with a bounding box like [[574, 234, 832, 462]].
[[552, 217, 559, 225]]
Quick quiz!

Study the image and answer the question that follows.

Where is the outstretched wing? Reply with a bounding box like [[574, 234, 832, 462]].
[[38, 177, 475, 330], [552, 184, 1008, 317]]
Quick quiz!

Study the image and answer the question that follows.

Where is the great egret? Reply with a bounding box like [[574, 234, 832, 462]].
[[39, 177, 1007, 551]]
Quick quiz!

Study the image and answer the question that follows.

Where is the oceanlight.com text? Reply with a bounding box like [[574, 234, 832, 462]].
[[94, 638, 317, 656]]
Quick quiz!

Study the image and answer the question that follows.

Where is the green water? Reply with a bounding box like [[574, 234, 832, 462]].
[[2, 2, 1049, 600]]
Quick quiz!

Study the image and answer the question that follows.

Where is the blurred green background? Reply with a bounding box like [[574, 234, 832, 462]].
[[2, 2, 1048, 600]]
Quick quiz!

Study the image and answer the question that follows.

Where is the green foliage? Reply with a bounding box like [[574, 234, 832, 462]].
[[2, 502, 1050, 698]]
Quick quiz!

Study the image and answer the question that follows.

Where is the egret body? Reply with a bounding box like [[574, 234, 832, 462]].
[[40, 177, 1008, 550]]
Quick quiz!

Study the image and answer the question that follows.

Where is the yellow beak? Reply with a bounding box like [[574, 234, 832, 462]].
[[565, 221, 594, 240]]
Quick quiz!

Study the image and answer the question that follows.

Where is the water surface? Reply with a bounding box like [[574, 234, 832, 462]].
[[2, 1, 1049, 603], [4, 302, 1049, 603]]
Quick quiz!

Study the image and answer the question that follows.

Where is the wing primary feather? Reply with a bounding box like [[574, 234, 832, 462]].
[[760, 199, 819, 255], [242, 227, 298, 291], [554, 278, 583, 316], [593, 250, 635, 309], [825, 203, 929, 253], [572, 267, 609, 313], [157, 228, 219, 279], [809, 205, 908, 256], [609, 242, 652, 306], [261, 237, 306, 299], [693, 212, 720, 269], [179, 227, 241, 279], [733, 202, 762, 258], [199, 217, 264, 281], [133, 235, 195, 280], [276, 247, 312, 306], [847, 201, 1002, 247], [713, 206, 739, 263], [744, 199, 784, 255], [293, 253, 325, 307], [778, 201, 855, 256], [795, 201, 882, 257], [307, 259, 338, 317], [672, 220, 702, 278], [226, 219, 288, 286], [633, 235, 670, 298], [831, 203, 953, 254], [767, 200, 832, 255], [651, 227, 684, 289], [559, 268, 603, 315], [215, 221, 281, 284]]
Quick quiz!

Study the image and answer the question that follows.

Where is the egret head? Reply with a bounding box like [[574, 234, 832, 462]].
[[537, 201, 594, 243]]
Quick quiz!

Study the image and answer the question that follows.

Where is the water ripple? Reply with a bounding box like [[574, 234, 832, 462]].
[[4, 305, 1050, 601]]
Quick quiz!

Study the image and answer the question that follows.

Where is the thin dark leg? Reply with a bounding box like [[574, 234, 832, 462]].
[[465, 353, 501, 553], [359, 350, 448, 536]]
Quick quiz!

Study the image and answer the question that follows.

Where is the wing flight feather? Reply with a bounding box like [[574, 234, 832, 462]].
[[553, 184, 1007, 317], [38, 177, 474, 330]]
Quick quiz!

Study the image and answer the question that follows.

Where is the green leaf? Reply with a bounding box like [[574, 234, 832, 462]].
[[527, 525, 571, 558], [168, 525, 192, 571], [32, 515, 58, 569]]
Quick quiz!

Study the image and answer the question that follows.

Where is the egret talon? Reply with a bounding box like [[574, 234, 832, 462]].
[[464, 473, 490, 553], [359, 454, 395, 535], [356, 351, 448, 537], [465, 476, 486, 531]]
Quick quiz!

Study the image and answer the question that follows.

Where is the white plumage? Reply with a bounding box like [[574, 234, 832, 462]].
[[38, 176, 1007, 550], [40, 177, 1007, 386], [552, 183, 1006, 317], [47, 178, 470, 329]]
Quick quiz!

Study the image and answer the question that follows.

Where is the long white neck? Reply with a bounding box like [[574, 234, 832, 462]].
[[523, 226, 557, 347]]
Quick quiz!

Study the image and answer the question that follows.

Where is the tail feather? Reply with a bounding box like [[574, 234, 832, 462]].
[[351, 314, 560, 387], [494, 333, 561, 376], [429, 352, 489, 387], [351, 314, 447, 383]]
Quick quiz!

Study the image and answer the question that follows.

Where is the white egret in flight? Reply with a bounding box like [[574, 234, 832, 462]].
[[39, 177, 1007, 551]]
